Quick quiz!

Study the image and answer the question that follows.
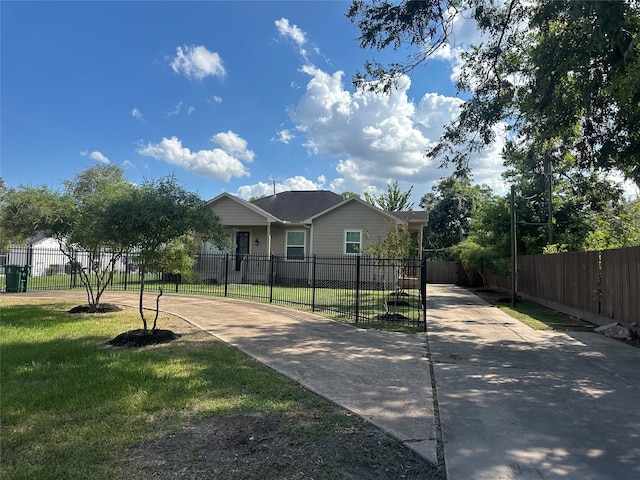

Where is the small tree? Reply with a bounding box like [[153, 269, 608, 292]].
[[364, 220, 416, 292], [62, 165, 134, 308], [1, 165, 132, 310], [450, 240, 507, 288], [107, 176, 228, 332], [364, 221, 414, 260]]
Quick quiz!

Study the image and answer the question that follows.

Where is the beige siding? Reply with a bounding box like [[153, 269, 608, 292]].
[[210, 197, 267, 226], [250, 228, 270, 255], [268, 226, 287, 255], [312, 202, 393, 254]]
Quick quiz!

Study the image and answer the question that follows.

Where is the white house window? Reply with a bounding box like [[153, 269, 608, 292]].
[[286, 231, 305, 260], [344, 230, 362, 254]]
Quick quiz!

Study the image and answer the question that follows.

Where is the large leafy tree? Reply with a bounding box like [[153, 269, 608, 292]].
[[502, 142, 626, 253], [106, 176, 228, 331], [467, 193, 511, 257], [419, 174, 493, 258], [2, 165, 132, 309], [347, 0, 640, 186], [582, 198, 640, 250], [1, 183, 73, 251]]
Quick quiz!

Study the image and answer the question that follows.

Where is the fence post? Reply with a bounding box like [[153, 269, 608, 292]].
[[421, 258, 427, 332], [311, 254, 317, 312], [269, 255, 275, 303], [224, 253, 229, 297], [123, 252, 128, 291], [27, 245, 34, 279], [68, 248, 73, 290], [355, 255, 361, 323]]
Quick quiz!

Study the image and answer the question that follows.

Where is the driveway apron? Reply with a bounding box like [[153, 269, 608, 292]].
[[426, 284, 640, 480]]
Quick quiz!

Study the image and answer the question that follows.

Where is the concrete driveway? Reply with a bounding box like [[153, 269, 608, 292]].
[[426, 284, 640, 480]]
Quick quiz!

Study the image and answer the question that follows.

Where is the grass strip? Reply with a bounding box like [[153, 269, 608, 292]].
[[471, 289, 595, 331]]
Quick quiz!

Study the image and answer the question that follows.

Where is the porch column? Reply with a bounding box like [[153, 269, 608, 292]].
[[267, 221, 272, 255]]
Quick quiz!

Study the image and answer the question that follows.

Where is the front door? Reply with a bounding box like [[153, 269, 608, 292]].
[[235, 231, 250, 271]]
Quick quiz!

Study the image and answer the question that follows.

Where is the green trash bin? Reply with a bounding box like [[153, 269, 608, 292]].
[[4, 265, 21, 292], [4, 265, 29, 293]]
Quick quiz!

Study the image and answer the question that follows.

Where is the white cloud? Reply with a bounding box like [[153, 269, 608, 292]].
[[210, 95, 223, 104], [289, 65, 508, 202], [465, 131, 509, 195], [274, 129, 294, 144], [167, 101, 182, 116], [131, 107, 143, 120], [137, 133, 252, 181], [292, 66, 432, 178], [236, 175, 326, 200], [91, 151, 110, 164], [171, 45, 226, 80], [275, 18, 310, 59], [211, 131, 255, 162], [275, 17, 306, 46], [81, 150, 110, 164], [187, 106, 195, 115]]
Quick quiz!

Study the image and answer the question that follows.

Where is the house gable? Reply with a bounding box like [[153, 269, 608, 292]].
[[308, 199, 400, 255], [207, 193, 279, 226]]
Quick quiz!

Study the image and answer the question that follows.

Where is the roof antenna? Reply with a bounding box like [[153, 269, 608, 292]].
[[273, 180, 276, 195]]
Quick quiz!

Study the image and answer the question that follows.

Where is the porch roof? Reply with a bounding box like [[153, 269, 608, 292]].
[[388, 210, 429, 227]]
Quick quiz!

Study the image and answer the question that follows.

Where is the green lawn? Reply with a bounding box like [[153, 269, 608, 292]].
[[0, 299, 367, 480], [19, 272, 425, 326], [471, 288, 596, 332]]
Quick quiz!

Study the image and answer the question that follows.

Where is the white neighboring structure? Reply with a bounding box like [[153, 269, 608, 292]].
[[7, 237, 62, 277], [6, 236, 130, 277]]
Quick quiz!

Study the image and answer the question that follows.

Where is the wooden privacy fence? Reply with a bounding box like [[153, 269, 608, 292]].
[[424, 260, 459, 284], [486, 246, 640, 330]]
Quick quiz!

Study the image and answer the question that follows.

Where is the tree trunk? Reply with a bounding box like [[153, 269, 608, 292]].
[[151, 288, 163, 332], [139, 269, 148, 331]]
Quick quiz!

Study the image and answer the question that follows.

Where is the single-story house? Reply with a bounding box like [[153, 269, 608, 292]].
[[203, 190, 428, 286]]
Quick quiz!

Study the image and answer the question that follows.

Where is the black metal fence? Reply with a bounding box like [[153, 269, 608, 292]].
[[2, 246, 427, 330]]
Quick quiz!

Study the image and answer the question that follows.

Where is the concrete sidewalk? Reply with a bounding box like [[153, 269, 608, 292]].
[[6, 285, 640, 480]]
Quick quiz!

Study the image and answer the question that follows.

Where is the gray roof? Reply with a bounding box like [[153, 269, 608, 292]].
[[251, 190, 345, 223]]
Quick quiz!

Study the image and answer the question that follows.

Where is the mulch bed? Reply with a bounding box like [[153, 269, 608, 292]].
[[372, 313, 410, 322], [68, 303, 122, 314], [107, 329, 181, 347]]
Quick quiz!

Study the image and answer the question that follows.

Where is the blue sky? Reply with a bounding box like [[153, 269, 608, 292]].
[[2, 1, 513, 206]]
